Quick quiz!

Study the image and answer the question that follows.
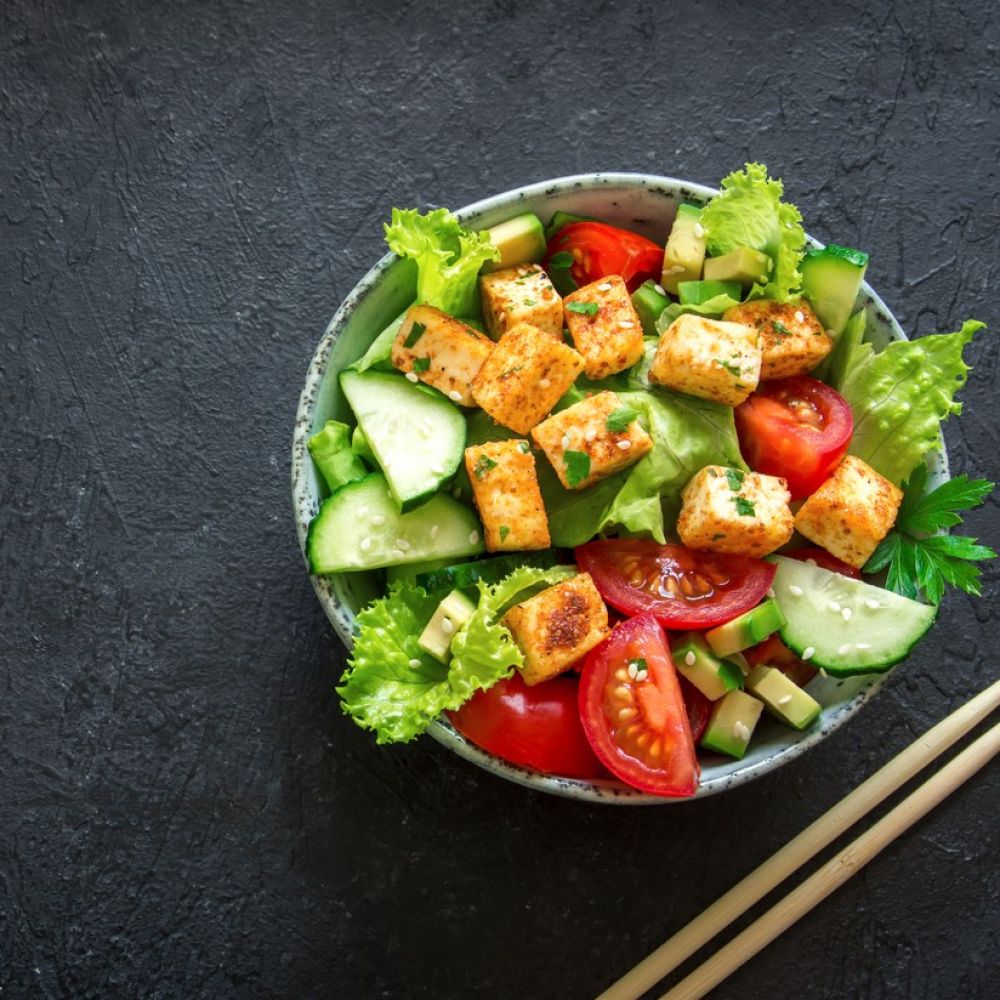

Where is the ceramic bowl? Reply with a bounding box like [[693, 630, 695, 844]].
[[291, 173, 945, 804]]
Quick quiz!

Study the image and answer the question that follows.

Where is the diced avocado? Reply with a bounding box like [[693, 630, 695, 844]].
[[678, 279, 742, 306], [800, 244, 869, 338], [352, 426, 376, 465], [700, 689, 765, 759], [746, 665, 822, 731], [483, 213, 547, 272], [724, 650, 751, 677], [308, 420, 368, 492], [703, 246, 772, 287], [544, 210, 594, 241], [418, 589, 478, 663], [661, 203, 706, 294], [705, 599, 787, 658], [671, 633, 743, 701], [631, 280, 671, 336]]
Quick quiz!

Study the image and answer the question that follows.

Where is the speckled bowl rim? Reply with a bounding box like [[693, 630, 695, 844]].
[[292, 172, 944, 804]]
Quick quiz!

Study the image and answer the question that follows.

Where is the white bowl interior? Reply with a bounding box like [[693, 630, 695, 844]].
[[291, 173, 946, 804]]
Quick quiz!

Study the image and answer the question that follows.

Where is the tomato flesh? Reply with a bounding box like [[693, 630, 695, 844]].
[[448, 673, 607, 779], [679, 676, 711, 743], [734, 376, 854, 500], [576, 540, 777, 630], [544, 221, 663, 292], [578, 614, 699, 797], [785, 547, 860, 578]]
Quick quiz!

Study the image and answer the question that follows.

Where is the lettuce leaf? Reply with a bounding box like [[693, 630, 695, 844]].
[[655, 293, 743, 329], [841, 319, 986, 485], [337, 567, 576, 744], [700, 163, 806, 303], [384, 207, 500, 318]]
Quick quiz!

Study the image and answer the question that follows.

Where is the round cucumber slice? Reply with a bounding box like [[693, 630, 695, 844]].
[[770, 556, 936, 676]]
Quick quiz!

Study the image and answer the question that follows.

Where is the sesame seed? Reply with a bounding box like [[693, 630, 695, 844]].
[[627, 662, 638, 679], [360, 537, 372, 552], [371, 514, 385, 526], [405, 371, 419, 383], [838, 643, 851, 655], [670, 264, 686, 274], [441, 617, 454, 635], [597, 282, 612, 292], [420, 419, 434, 434], [828, 601, 841, 613], [802, 646, 815, 660], [409, 658, 422, 669], [778, 694, 793, 706], [618, 319, 635, 329], [561, 434, 571, 449], [468, 530, 479, 545], [788, 584, 803, 597], [430, 524, 439, 540], [805, 558, 817, 566], [448, 390, 462, 402], [684, 651, 696, 667], [395, 538, 410, 551], [636, 669, 648, 682], [653, 283, 666, 295], [865, 598, 880, 609], [794, 310, 805, 323], [585, 428, 597, 442], [841, 607, 853, 622], [359, 505, 370, 516], [539, 377, 551, 389], [819, 668, 829, 678], [693, 222, 705, 239], [430, 465, 444, 476], [733, 721, 750, 741], [617, 440, 632, 450]]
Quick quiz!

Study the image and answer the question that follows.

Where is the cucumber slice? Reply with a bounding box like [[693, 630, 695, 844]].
[[308, 420, 367, 492], [800, 244, 869, 337], [307, 474, 484, 574], [340, 370, 466, 511], [416, 550, 563, 593], [770, 556, 936, 675]]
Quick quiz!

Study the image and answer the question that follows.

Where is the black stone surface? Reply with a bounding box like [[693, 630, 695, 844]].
[[2, 1, 998, 997]]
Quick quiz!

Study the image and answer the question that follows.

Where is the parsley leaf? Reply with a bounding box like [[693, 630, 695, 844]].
[[716, 359, 742, 377], [564, 450, 591, 488], [606, 406, 639, 433], [474, 455, 498, 480], [863, 464, 996, 603], [733, 496, 756, 517], [404, 321, 426, 348], [567, 301, 599, 317], [771, 320, 792, 337], [548, 251, 574, 269], [725, 468, 746, 492], [499, 525, 511, 542], [412, 357, 430, 372]]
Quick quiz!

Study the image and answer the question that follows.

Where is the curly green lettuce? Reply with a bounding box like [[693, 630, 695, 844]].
[[700, 162, 806, 303], [337, 566, 575, 744], [841, 319, 986, 485], [384, 207, 500, 318]]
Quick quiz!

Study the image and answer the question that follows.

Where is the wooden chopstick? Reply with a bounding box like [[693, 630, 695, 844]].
[[661, 718, 1000, 999], [598, 677, 1000, 1000]]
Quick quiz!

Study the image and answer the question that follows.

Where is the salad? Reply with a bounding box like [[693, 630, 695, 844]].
[[304, 163, 993, 798]]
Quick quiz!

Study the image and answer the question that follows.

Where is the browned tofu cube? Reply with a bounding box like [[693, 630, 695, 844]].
[[392, 304, 494, 406], [503, 573, 610, 685], [677, 466, 794, 558], [531, 391, 653, 490], [794, 455, 903, 568], [723, 299, 833, 379], [563, 275, 645, 379], [464, 440, 550, 552], [480, 264, 563, 340], [470, 323, 585, 434]]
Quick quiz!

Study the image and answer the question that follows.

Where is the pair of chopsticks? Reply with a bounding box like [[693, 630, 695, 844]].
[[599, 677, 1000, 1000]]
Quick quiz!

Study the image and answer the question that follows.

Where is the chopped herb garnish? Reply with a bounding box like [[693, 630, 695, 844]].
[[412, 357, 431, 372], [711, 533, 726, 541], [404, 321, 426, 348], [605, 406, 639, 433], [548, 251, 574, 269], [518, 441, 531, 454], [523, 298, 537, 306], [566, 301, 599, 317], [707, 468, 719, 477], [500, 365, 523, 379], [725, 468, 746, 492], [564, 450, 591, 487], [474, 455, 498, 480], [716, 359, 742, 377], [771, 320, 792, 337], [733, 496, 756, 517], [499, 525, 511, 542]]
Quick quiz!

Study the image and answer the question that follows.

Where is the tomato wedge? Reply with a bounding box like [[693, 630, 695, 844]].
[[544, 221, 663, 293], [575, 540, 777, 630], [785, 547, 860, 578], [448, 674, 607, 779], [579, 614, 699, 797], [734, 376, 853, 500], [679, 676, 711, 744]]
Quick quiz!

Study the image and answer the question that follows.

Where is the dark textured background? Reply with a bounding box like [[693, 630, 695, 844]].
[[2, 1, 998, 997]]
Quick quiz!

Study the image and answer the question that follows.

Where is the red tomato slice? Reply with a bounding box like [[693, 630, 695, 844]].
[[578, 614, 699, 796], [679, 676, 711, 744], [544, 221, 663, 292], [575, 540, 777, 630], [734, 376, 853, 500], [448, 674, 607, 779], [785, 547, 860, 578], [744, 634, 817, 689]]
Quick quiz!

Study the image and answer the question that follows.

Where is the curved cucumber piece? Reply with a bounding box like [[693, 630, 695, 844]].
[[340, 370, 466, 511], [307, 474, 484, 574], [800, 244, 868, 337], [415, 550, 563, 593], [770, 556, 936, 675]]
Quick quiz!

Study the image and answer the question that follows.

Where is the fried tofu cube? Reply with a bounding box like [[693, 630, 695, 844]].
[[794, 455, 903, 568], [648, 313, 761, 406], [503, 573, 610, 685], [470, 323, 585, 434], [480, 264, 563, 341], [723, 299, 833, 379], [531, 391, 653, 490], [464, 440, 550, 552], [391, 305, 494, 406], [563, 275, 645, 379], [677, 465, 794, 558]]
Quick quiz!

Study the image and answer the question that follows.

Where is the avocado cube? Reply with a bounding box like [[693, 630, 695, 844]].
[[700, 689, 765, 759], [418, 589, 478, 663], [703, 246, 772, 287], [677, 280, 742, 306], [705, 599, 787, 658], [631, 280, 670, 337], [308, 420, 368, 492], [661, 203, 707, 294], [746, 665, 822, 731], [482, 213, 547, 273], [671, 633, 744, 701]]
